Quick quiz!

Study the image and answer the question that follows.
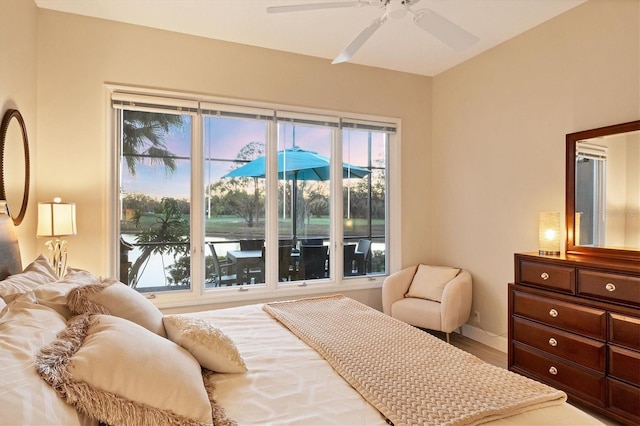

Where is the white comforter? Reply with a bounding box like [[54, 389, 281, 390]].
[[187, 304, 603, 426]]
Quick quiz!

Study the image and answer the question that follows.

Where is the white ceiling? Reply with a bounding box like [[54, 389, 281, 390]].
[[34, 0, 586, 76]]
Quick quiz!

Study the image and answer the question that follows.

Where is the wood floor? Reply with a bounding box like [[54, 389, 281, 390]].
[[447, 331, 507, 368], [427, 329, 622, 426], [425, 330, 507, 368]]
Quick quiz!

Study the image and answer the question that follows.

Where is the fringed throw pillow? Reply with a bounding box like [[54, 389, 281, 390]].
[[68, 279, 166, 337], [36, 314, 236, 426]]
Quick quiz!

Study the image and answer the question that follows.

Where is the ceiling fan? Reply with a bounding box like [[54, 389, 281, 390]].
[[266, 0, 479, 64]]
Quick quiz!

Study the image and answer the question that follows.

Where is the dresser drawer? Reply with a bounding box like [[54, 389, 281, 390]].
[[512, 291, 606, 340], [520, 260, 575, 293], [512, 317, 605, 372], [609, 345, 640, 386], [512, 343, 605, 405], [607, 378, 640, 424], [610, 313, 640, 351], [578, 270, 640, 306]]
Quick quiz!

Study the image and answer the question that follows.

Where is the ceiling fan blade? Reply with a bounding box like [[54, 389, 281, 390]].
[[332, 17, 384, 64], [412, 9, 478, 51], [267, 1, 366, 14]]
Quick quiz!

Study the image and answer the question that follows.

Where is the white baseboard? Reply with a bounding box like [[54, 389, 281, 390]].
[[460, 324, 508, 353]]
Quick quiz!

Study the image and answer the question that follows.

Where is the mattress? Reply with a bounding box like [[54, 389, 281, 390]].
[[188, 304, 604, 426]]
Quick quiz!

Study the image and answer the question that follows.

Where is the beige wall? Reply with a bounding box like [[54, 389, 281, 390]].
[[432, 0, 639, 346], [0, 0, 39, 261]]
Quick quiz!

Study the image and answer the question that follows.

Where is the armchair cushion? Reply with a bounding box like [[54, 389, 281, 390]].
[[405, 265, 460, 302], [391, 297, 442, 330]]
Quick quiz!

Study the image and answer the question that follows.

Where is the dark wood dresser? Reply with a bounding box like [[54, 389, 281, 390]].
[[509, 252, 640, 425]]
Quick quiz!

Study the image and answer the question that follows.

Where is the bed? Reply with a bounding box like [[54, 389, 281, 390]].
[[0, 209, 604, 426]]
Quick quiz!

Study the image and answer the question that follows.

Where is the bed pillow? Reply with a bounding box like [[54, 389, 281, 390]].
[[35, 314, 221, 426], [0, 255, 57, 303], [0, 299, 96, 426], [405, 265, 460, 302], [24, 253, 58, 276], [164, 315, 247, 373], [68, 279, 166, 337], [62, 268, 101, 284], [21, 268, 103, 319]]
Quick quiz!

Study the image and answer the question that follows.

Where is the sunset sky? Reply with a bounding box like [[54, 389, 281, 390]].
[[121, 115, 384, 200]]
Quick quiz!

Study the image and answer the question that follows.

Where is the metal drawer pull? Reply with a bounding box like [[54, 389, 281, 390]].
[[549, 309, 558, 318], [605, 283, 616, 292], [549, 366, 558, 375], [548, 337, 558, 347], [541, 272, 550, 280]]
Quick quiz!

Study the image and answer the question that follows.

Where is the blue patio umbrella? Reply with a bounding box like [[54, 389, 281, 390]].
[[223, 147, 370, 243]]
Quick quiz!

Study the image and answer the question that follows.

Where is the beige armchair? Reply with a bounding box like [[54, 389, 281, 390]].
[[382, 265, 472, 343]]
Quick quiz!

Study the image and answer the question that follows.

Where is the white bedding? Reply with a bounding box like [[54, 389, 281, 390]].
[[189, 304, 604, 426], [0, 286, 603, 426], [0, 298, 96, 426]]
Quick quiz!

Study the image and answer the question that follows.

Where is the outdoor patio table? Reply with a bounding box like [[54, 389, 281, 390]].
[[227, 250, 263, 285]]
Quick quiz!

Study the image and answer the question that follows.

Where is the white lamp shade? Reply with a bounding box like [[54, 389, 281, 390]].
[[37, 201, 77, 237], [539, 212, 561, 255]]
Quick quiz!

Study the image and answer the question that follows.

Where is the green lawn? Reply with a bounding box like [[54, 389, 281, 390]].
[[122, 214, 385, 241]]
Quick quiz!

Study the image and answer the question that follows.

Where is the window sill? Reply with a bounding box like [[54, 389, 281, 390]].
[[151, 275, 385, 312]]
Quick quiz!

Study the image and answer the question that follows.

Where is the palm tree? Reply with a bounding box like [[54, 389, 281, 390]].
[[128, 198, 189, 288], [122, 111, 183, 175]]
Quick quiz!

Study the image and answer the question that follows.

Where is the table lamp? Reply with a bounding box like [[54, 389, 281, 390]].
[[37, 198, 77, 277], [538, 212, 561, 255]]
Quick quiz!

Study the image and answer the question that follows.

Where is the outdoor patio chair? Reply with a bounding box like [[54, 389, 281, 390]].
[[240, 239, 264, 251], [343, 243, 357, 276], [301, 238, 323, 246], [278, 245, 292, 281], [207, 243, 236, 287], [353, 239, 371, 275], [298, 245, 328, 280], [255, 245, 291, 282]]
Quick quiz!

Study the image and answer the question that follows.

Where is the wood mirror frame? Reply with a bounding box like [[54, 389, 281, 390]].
[[566, 120, 640, 261], [0, 109, 30, 226]]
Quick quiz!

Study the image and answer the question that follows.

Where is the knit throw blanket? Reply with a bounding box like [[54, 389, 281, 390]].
[[263, 295, 566, 426]]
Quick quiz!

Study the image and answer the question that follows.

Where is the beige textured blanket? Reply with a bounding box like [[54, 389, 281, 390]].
[[263, 295, 566, 426]]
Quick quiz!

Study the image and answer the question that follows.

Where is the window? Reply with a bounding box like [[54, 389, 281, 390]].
[[575, 141, 607, 246], [111, 88, 398, 304], [342, 123, 389, 277]]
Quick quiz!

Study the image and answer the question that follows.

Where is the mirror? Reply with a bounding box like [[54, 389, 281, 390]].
[[566, 120, 640, 260], [0, 109, 30, 226]]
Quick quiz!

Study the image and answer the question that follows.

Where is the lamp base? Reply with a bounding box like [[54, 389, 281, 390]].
[[539, 250, 561, 256], [45, 239, 68, 278]]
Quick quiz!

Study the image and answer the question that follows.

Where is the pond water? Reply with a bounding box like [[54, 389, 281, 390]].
[[121, 234, 383, 288]]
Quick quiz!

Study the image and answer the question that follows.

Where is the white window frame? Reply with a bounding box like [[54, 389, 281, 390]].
[[576, 141, 607, 246], [106, 84, 402, 309]]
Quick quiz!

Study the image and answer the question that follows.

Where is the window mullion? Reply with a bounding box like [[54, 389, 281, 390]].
[[330, 125, 344, 281], [265, 117, 279, 288], [190, 114, 205, 294]]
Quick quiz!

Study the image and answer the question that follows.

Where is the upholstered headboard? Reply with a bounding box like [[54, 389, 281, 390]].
[[0, 202, 22, 279]]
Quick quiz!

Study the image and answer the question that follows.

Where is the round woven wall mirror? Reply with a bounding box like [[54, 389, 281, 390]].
[[0, 109, 30, 226]]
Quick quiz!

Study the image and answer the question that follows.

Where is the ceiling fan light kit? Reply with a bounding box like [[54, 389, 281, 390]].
[[268, 0, 478, 64]]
